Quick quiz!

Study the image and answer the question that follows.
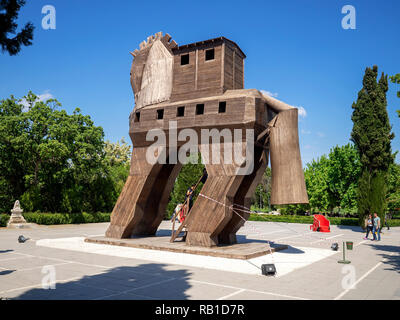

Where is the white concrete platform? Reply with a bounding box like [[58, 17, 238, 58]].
[[36, 236, 337, 277]]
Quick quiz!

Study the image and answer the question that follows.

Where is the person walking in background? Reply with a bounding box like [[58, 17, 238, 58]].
[[372, 212, 381, 241], [364, 214, 373, 240], [384, 212, 391, 230]]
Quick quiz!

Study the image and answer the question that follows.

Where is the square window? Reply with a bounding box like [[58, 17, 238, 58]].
[[181, 54, 189, 65], [157, 109, 164, 120], [196, 104, 204, 115], [177, 106, 185, 117], [205, 48, 215, 61], [218, 101, 226, 113], [135, 112, 140, 121]]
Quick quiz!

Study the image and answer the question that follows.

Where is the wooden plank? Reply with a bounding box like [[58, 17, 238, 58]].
[[270, 109, 308, 204]]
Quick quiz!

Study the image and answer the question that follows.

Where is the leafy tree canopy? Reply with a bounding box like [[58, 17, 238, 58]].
[[253, 167, 271, 209], [0, 92, 128, 213], [302, 144, 360, 213], [166, 154, 205, 219], [104, 138, 131, 166], [387, 163, 400, 212]]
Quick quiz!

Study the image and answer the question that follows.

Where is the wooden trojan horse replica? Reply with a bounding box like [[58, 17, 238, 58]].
[[105, 32, 308, 247]]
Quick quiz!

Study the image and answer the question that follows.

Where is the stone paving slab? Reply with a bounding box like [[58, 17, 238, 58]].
[[0, 221, 398, 300], [36, 237, 338, 277]]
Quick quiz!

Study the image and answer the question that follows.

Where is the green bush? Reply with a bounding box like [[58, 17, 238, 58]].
[[3, 211, 399, 228], [248, 214, 359, 226], [328, 217, 359, 226], [0, 214, 10, 227], [387, 219, 400, 227], [250, 206, 270, 213], [249, 214, 314, 224], [248, 214, 400, 227], [23, 212, 110, 225]]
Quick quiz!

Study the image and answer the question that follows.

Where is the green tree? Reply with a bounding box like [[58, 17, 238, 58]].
[[251, 144, 361, 215], [253, 167, 271, 209], [0, 92, 120, 213], [387, 163, 400, 212], [351, 66, 395, 225], [104, 138, 131, 166], [0, 0, 34, 55], [0, 94, 26, 211], [166, 154, 205, 219], [303, 155, 331, 212], [104, 139, 131, 205], [326, 144, 361, 212]]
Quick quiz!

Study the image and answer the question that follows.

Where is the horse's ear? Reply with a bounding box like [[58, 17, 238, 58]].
[[129, 50, 139, 57]]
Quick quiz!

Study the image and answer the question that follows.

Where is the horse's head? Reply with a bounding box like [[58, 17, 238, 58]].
[[129, 32, 177, 109]]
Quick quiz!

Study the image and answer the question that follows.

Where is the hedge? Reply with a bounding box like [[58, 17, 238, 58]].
[[248, 214, 400, 227], [0, 212, 110, 227], [0, 214, 9, 227], [1, 212, 399, 228]]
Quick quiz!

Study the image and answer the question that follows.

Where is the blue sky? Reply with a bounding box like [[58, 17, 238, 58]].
[[1, 0, 399, 165]]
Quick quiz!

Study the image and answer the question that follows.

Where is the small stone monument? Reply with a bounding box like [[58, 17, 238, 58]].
[[7, 200, 27, 228]]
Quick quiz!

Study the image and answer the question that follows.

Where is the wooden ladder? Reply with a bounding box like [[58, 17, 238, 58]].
[[170, 173, 205, 243]]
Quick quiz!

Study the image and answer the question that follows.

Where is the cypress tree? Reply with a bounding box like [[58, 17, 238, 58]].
[[351, 65, 395, 225]]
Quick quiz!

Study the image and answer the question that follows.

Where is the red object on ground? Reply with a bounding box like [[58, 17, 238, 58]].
[[310, 214, 330, 232]]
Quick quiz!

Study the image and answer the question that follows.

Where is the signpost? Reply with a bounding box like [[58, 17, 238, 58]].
[[337, 241, 353, 264]]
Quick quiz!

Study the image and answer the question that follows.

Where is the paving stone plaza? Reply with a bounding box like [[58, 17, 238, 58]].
[[1, 221, 399, 300]]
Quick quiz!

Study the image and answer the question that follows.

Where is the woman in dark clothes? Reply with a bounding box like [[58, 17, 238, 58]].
[[364, 214, 373, 240]]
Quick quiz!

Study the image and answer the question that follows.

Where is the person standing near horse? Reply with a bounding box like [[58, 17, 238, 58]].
[[364, 213, 374, 240], [372, 212, 381, 241], [185, 184, 195, 212]]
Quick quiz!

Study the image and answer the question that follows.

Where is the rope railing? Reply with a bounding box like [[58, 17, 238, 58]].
[[197, 193, 276, 266]]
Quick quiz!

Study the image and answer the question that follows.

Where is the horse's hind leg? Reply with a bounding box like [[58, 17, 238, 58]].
[[218, 147, 268, 244]]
